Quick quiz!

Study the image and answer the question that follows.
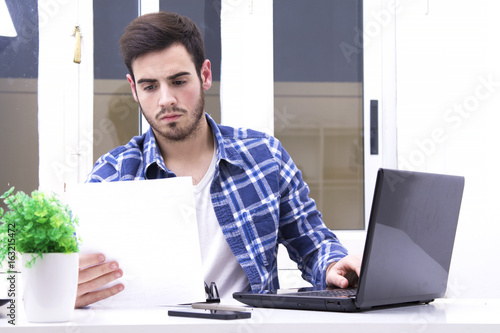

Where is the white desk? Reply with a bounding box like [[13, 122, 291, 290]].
[[1, 299, 499, 333]]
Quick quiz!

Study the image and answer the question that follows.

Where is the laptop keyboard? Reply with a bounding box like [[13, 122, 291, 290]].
[[287, 288, 357, 298]]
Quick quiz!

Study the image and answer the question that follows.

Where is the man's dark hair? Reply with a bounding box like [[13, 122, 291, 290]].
[[119, 11, 205, 82]]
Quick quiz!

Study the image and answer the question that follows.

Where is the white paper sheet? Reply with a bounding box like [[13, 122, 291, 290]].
[[65, 177, 206, 307]]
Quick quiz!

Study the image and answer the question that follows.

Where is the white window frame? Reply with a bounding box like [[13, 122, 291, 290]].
[[336, 0, 398, 251], [139, 0, 159, 134], [38, 0, 94, 195]]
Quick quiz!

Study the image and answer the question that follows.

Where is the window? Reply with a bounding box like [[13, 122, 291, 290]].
[[0, 0, 39, 200], [93, 0, 139, 162], [273, 0, 364, 230], [35, 0, 394, 234]]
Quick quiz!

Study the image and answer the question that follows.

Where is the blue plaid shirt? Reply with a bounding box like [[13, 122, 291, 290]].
[[87, 114, 348, 292]]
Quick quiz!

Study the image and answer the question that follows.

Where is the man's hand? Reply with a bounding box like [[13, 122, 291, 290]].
[[76, 253, 124, 308], [326, 254, 362, 288]]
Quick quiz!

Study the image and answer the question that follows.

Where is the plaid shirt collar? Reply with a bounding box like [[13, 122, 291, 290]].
[[143, 113, 246, 178]]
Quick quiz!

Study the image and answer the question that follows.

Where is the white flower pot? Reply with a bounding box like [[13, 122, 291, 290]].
[[21, 253, 79, 323]]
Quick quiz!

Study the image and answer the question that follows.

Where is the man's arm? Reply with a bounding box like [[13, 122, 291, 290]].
[[76, 253, 124, 308], [325, 254, 362, 288], [275, 139, 350, 287]]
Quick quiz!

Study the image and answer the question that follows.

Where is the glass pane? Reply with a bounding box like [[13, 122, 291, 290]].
[[93, 0, 139, 163], [159, 0, 221, 123], [0, 0, 39, 201], [273, 0, 364, 230]]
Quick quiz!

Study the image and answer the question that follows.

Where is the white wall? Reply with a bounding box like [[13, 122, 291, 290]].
[[395, 0, 500, 298]]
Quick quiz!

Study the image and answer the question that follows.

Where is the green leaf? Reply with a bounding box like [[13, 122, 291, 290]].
[[0, 187, 15, 199], [0, 187, 81, 266]]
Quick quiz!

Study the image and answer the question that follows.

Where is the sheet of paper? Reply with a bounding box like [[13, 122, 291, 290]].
[[65, 177, 206, 307]]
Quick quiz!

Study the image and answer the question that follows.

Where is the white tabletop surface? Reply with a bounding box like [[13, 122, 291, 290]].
[[1, 298, 499, 333]]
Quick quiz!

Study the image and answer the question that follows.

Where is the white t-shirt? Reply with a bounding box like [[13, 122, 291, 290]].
[[193, 146, 250, 302]]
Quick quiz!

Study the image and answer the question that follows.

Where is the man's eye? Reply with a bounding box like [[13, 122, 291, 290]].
[[144, 85, 155, 91], [172, 80, 186, 86]]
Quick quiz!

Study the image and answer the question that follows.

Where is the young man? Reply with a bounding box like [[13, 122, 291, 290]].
[[76, 12, 361, 308]]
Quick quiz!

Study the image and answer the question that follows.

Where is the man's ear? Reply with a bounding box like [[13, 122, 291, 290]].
[[200, 59, 212, 91], [127, 74, 139, 102]]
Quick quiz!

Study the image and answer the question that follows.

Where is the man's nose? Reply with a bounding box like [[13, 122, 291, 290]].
[[158, 85, 176, 107]]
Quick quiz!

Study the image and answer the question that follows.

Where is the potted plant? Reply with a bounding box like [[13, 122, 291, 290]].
[[0, 187, 80, 323]]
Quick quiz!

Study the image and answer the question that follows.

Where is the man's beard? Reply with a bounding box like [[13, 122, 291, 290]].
[[140, 91, 205, 143]]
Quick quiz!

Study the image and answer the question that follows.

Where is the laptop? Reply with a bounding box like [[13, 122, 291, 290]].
[[233, 168, 465, 312]]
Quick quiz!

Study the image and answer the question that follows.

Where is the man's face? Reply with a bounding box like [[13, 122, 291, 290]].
[[127, 44, 212, 142]]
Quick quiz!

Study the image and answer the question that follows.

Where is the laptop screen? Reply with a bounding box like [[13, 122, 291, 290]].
[[355, 169, 465, 309]]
